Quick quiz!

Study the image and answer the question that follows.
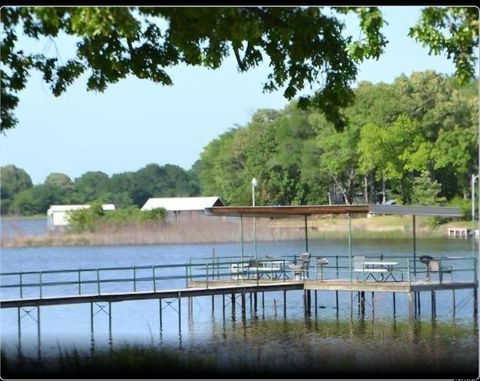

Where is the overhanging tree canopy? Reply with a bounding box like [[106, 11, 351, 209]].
[[1, 6, 478, 133]]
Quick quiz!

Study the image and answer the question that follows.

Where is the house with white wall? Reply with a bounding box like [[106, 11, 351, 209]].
[[47, 204, 115, 230]]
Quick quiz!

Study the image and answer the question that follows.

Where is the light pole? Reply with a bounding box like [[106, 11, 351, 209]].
[[252, 177, 258, 260], [472, 174, 479, 223]]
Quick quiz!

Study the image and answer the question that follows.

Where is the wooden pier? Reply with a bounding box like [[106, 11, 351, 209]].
[[1, 204, 478, 352]]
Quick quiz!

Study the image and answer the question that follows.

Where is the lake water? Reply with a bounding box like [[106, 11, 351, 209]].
[[1, 217, 48, 238], [0, 226, 478, 377]]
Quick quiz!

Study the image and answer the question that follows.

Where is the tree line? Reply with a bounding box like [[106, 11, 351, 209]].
[[198, 71, 478, 213], [1, 163, 199, 215], [1, 71, 477, 217]]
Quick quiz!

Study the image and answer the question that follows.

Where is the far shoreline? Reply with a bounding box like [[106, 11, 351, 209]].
[[1, 215, 474, 248]]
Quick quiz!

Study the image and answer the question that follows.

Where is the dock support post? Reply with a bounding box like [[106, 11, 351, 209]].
[[335, 291, 339, 318], [188, 297, 193, 319], [359, 291, 365, 319], [431, 290, 436, 321], [314, 290, 318, 318], [231, 293, 235, 318], [474, 288, 478, 319], [241, 291, 246, 319], [417, 292, 421, 316], [253, 292, 258, 314], [89, 303, 95, 356], [408, 292, 413, 319], [17, 307, 21, 347], [108, 302, 112, 351], [37, 307, 41, 361], [304, 290, 308, 317], [350, 292, 353, 318], [393, 292, 396, 317], [371, 292, 375, 318], [222, 294, 225, 321], [306, 290, 311, 316], [262, 292, 265, 318], [212, 295, 215, 314], [178, 293, 182, 333], [159, 299, 163, 331], [412, 292, 416, 317], [452, 290, 456, 318], [90, 302, 94, 338], [283, 290, 287, 318]]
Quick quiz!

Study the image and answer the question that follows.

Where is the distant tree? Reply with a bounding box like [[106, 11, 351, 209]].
[[73, 171, 110, 203], [43, 172, 75, 204], [44, 172, 74, 190], [0, 165, 33, 214], [411, 171, 446, 206], [10, 184, 56, 215]]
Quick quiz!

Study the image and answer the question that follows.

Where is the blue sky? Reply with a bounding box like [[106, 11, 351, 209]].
[[0, 6, 460, 185]]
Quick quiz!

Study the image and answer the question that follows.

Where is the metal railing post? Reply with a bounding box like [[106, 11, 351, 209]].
[[133, 267, 137, 292], [206, 264, 209, 288], [78, 270, 82, 295], [185, 265, 189, 287], [336, 255, 339, 279], [152, 266, 156, 292], [39, 272, 43, 298], [407, 259, 411, 284], [19, 272, 23, 298], [96, 269, 101, 294]]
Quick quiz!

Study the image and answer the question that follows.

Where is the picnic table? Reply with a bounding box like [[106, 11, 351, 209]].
[[354, 256, 404, 282]]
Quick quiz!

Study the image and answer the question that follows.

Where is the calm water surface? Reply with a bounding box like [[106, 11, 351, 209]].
[[1, 218, 48, 238], [0, 235, 478, 377]]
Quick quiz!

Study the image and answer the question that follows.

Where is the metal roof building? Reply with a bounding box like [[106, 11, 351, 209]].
[[47, 204, 116, 230], [141, 197, 224, 212]]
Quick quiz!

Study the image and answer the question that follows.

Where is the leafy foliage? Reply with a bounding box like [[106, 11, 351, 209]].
[[0, 163, 199, 215], [0, 165, 33, 214], [2, 7, 477, 134], [197, 71, 478, 207], [1, 70, 477, 215], [67, 203, 166, 233], [409, 7, 479, 84]]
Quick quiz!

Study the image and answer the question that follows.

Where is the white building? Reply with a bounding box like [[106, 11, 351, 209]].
[[47, 204, 115, 230], [141, 196, 224, 223]]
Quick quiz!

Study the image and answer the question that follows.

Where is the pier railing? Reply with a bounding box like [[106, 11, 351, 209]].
[[1, 255, 476, 301]]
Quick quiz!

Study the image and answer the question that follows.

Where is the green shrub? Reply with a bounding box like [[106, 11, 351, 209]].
[[67, 204, 166, 233], [67, 202, 104, 233], [447, 196, 471, 220]]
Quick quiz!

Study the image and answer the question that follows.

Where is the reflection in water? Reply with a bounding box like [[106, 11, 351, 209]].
[[3, 304, 479, 378], [1, 237, 478, 377]]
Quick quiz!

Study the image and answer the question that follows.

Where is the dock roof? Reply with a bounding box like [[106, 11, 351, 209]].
[[204, 204, 462, 218]]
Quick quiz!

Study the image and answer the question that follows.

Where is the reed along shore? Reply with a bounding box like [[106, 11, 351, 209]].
[[1, 215, 466, 248]]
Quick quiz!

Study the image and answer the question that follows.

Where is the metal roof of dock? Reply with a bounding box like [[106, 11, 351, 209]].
[[204, 205, 370, 217], [204, 204, 462, 218], [369, 205, 462, 217]]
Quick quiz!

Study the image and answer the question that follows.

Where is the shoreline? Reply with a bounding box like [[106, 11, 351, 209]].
[[1, 215, 471, 248]]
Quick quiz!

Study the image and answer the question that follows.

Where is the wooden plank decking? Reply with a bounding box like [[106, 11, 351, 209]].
[[1, 278, 476, 309], [0, 281, 304, 309]]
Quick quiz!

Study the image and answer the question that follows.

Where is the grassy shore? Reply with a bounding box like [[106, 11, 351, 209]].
[[2, 318, 477, 378], [1, 215, 471, 248]]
